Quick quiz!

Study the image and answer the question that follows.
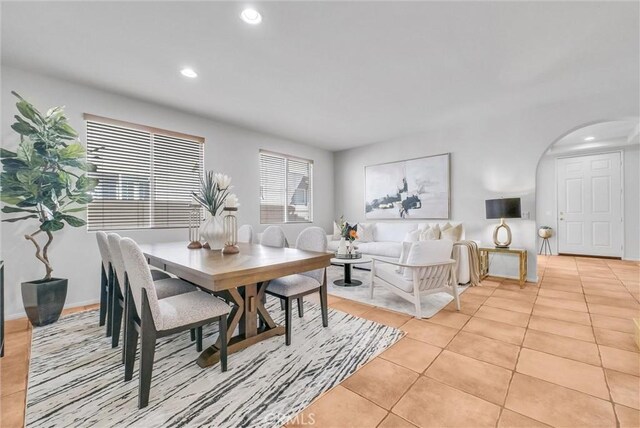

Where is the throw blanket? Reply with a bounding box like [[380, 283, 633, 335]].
[[454, 240, 481, 286]]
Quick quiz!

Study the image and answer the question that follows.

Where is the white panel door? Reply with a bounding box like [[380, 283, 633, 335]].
[[557, 152, 622, 257]]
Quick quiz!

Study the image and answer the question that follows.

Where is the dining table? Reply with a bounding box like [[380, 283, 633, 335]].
[[138, 241, 333, 368]]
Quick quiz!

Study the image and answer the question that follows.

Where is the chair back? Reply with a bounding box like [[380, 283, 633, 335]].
[[107, 233, 126, 292], [295, 227, 327, 283], [237, 224, 253, 243], [260, 226, 287, 248], [119, 238, 162, 328], [96, 231, 111, 273], [403, 239, 454, 291]]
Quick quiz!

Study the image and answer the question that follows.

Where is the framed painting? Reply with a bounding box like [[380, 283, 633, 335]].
[[364, 153, 450, 219]]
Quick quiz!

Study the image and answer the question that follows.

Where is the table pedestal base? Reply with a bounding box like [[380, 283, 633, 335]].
[[333, 262, 362, 287]]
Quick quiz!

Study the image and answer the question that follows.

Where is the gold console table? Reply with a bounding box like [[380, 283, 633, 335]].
[[479, 246, 528, 288]]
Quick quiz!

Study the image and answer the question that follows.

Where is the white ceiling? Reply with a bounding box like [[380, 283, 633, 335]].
[[2, 1, 639, 151]]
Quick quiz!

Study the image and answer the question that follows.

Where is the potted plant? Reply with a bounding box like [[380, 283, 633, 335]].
[[1, 92, 97, 326], [538, 226, 553, 238], [192, 171, 233, 250]]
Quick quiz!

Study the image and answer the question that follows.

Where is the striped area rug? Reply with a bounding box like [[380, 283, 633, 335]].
[[26, 298, 403, 427]]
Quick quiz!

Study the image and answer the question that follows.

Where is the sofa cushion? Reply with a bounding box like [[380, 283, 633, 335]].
[[404, 230, 420, 242], [375, 223, 418, 242], [357, 241, 403, 258], [376, 263, 414, 293], [403, 239, 454, 281]]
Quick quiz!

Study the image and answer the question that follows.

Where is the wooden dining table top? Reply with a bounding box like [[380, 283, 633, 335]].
[[139, 242, 333, 291]]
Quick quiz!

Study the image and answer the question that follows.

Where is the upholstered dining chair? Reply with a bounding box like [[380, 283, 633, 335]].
[[260, 225, 288, 248], [265, 227, 328, 345], [119, 237, 231, 408], [96, 231, 113, 336], [107, 233, 192, 351], [370, 239, 459, 318], [237, 224, 253, 243]]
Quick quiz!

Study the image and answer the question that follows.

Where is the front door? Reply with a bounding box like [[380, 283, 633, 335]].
[[557, 152, 622, 257]]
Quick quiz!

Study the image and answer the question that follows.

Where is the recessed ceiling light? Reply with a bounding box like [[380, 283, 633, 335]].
[[241, 8, 262, 25], [180, 68, 198, 78], [584, 136, 595, 141]]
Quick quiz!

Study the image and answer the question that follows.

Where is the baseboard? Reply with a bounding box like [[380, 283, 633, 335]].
[[6, 298, 100, 321]]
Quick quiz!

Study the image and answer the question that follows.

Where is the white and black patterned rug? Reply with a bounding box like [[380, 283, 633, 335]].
[[26, 298, 403, 427]]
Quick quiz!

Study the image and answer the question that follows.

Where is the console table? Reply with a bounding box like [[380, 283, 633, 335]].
[[479, 246, 527, 288]]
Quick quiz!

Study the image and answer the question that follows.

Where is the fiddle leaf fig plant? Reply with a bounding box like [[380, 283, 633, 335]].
[[1, 92, 98, 280]]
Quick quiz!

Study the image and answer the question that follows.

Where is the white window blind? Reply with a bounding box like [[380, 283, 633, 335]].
[[86, 117, 204, 231], [260, 150, 313, 224]]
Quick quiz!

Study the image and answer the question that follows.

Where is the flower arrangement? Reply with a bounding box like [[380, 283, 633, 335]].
[[192, 171, 232, 216], [335, 218, 357, 243]]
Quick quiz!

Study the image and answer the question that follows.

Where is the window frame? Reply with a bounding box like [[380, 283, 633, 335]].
[[84, 114, 204, 231], [259, 149, 314, 225]]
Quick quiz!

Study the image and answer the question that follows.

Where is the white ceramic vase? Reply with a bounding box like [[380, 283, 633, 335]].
[[337, 237, 347, 255], [200, 214, 225, 250]]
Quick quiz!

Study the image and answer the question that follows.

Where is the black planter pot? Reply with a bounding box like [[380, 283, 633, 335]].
[[21, 278, 68, 327]]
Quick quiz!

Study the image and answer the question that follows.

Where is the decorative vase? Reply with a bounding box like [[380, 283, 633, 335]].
[[21, 278, 68, 326], [200, 214, 225, 250], [337, 237, 347, 255]]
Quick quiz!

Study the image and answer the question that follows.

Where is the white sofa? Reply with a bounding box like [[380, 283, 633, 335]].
[[327, 222, 475, 285]]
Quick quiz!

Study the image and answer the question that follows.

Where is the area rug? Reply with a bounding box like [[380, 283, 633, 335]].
[[25, 298, 403, 428], [327, 265, 468, 318]]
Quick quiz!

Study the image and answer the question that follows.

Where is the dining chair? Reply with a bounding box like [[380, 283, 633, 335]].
[[107, 233, 193, 351], [237, 224, 253, 243], [119, 237, 231, 408], [260, 225, 288, 248], [96, 231, 113, 336], [370, 239, 459, 318], [265, 227, 328, 345]]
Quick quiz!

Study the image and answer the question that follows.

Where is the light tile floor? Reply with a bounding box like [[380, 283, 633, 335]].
[[1, 256, 638, 427]]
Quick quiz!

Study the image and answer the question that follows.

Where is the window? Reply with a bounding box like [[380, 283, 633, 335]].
[[85, 114, 204, 231], [260, 150, 313, 224]]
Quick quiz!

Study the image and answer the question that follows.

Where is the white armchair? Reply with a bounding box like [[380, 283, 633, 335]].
[[370, 239, 460, 318]]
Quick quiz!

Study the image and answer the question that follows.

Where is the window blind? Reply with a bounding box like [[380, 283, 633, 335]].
[[86, 118, 204, 231], [260, 151, 313, 224]]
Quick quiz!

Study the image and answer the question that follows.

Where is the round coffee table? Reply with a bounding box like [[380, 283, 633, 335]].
[[330, 256, 371, 287]]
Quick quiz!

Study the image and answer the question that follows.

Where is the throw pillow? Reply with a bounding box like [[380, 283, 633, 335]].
[[358, 222, 375, 242], [396, 241, 413, 275], [419, 224, 441, 240], [403, 230, 420, 242], [441, 222, 453, 231], [441, 223, 463, 242], [332, 222, 342, 240]]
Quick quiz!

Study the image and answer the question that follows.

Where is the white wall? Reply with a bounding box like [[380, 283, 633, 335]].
[[536, 145, 640, 260], [334, 87, 638, 281], [1, 66, 334, 318]]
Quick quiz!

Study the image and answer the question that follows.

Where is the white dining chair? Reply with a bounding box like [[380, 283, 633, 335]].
[[119, 237, 231, 408], [260, 225, 288, 248], [237, 224, 254, 243], [266, 227, 328, 345], [96, 231, 113, 335]]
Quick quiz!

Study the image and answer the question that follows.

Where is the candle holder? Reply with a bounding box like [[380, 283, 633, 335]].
[[187, 203, 203, 249], [222, 206, 239, 254]]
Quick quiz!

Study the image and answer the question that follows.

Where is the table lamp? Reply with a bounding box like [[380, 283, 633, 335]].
[[485, 198, 521, 248]]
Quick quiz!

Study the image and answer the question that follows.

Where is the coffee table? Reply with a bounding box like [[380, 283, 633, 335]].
[[330, 256, 371, 287]]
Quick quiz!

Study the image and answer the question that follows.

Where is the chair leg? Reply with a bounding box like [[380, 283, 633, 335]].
[[219, 316, 228, 372], [297, 297, 304, 318], [124, 302, 138, 382], [106, 267, 114, 337], [111, 296, 123, 348], [139, 292, 157, 409], [196, 326, 203, 352], [99, 267, 107, 326], [190, 328, 196, 341], [369, 261, 376, 299], [285, 298, 292, 346], [450, 275, 461, 311], [320, 272, 328, 327]]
